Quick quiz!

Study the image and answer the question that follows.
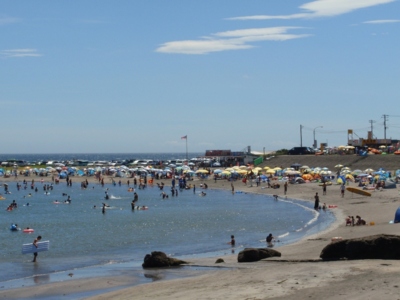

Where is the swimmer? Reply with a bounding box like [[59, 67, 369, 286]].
[[228, 235, 235, 246], [266, 233, 275, 247]]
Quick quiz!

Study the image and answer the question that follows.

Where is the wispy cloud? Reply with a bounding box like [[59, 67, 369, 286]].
[[0, 15, 20, 25], [229, 0, 395, 20], [0, 49, 42, 58], [364, 19, 400, 24], [156, 27, 310, 55]]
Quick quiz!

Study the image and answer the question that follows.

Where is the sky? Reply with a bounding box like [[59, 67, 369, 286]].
[[1, 0, 400, 154]]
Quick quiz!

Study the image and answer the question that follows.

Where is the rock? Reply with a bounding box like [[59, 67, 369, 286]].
[[237, 248, 281, 262], [215, 258, 224, 263], [142, 251, 188, 268], [320, 234, 400, 260]]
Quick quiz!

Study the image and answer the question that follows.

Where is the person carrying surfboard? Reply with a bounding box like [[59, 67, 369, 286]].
[[32, 236, 42, 262]]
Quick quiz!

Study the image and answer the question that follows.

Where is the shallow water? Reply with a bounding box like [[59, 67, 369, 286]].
[[0, 179, 334, 285]]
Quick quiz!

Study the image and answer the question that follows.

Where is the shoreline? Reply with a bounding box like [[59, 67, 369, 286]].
[[1, 175, 400, 299]]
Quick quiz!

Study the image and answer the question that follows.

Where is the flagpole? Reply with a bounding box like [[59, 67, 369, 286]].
[[186, 136, 188, 160]]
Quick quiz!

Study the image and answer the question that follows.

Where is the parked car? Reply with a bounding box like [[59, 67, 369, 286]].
[[288, 147, 315, 155]]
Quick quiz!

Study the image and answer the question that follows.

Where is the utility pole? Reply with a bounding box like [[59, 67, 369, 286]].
[[300, 125, 303, 147], [382, 114, 389, 140], [369, 120, 376, 138]]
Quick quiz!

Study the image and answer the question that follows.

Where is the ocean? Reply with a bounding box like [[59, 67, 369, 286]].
[[0, 153, 335, 291]]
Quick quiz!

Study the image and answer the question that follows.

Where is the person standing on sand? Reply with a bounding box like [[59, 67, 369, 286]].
[[284, 182, 288, 195], [314, 192, 320, 210], [231, 183, 234, 193], [32, 235, 42, 262], [340, 184, 345, 198], [193, 184, 195, 194], [322, 182, 327, 195]]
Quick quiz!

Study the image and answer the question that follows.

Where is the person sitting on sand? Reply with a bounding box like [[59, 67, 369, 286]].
[[356, 215, 366, 225]]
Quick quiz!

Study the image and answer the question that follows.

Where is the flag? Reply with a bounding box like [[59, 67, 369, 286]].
[[181, 135, 187, 140]]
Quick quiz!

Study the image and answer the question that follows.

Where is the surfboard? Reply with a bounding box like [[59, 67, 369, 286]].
[[22, 240, 50, 254], [346, 187, 372, 197]]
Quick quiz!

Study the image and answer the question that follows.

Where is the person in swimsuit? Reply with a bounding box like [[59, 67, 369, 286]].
[[33, 235, 42, 262], [266, 233, 274, 247], [229, 235, 235, 246]]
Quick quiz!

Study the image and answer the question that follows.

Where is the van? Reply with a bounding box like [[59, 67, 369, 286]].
[[288, 147, 315, 155]]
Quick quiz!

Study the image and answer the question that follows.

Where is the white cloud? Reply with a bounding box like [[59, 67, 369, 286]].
[[229, 0, 395, 20], [0, 49, 42, 58], [156, 27, 310, 55], [364, 19, 400, 24], [0, 15, 20, 25]]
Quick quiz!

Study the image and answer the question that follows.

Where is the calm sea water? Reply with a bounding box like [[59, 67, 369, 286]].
[[0, 152, 204, 163], [0, 153, 335, 287]]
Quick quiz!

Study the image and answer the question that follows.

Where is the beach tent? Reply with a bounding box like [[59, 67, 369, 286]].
[[394, 207, 400, 223], [384, 179, 397, 189]]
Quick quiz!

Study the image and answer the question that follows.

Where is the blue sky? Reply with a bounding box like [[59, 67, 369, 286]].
[[1, 0, 399, 154]]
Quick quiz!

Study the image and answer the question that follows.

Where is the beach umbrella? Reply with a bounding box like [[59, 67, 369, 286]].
[[195, 169, 209, 174], [313, 167, 322, 173], [273, 167, 282, 171], [221, 171, 231, 175], [285, 170, 300, 175], [335, 164, 343, 168], [266, 169, 276, 174], [213, 169, 222, 174], [239, 165, 248, 169], [364, 168, 374, 173], [340, 170, 351, 175], [320, 170, 332, 176], [351, 169, 363, 176], [300, 165, 310, 169], [235, 169, 246, 175], [263, 166, 271, 170]]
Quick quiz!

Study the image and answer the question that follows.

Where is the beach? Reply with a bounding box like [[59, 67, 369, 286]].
[[1, 172, 400, 299]]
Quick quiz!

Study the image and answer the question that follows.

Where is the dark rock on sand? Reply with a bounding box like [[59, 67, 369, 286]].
[[215, 258, 224, 263], [320, 234, 400, 260], [142, 251, 188, 268], [238, 248, 281, 262]]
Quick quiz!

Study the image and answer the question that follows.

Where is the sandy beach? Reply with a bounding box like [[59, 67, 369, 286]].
[[1, 172, 400, 299]]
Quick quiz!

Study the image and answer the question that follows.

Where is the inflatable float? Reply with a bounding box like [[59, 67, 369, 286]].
[[22, 240, 49, 254], [346, 187, 372, 197], [23, 228, 34, 233]]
